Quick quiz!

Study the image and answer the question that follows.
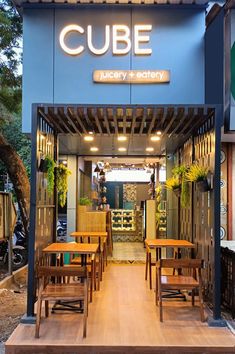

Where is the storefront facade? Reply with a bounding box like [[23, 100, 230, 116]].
[[12, 0, 228, 325]]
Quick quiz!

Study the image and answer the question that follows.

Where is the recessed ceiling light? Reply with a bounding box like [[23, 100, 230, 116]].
[[151, 136, 161, 142], [157, 131, 162, 135], [118, 147, 127, 152], [146, 147, 154, 152], [84, 135, 94, 142], [90, 147, 98, 152], [88, 131, 94, 135], [118, 136, 127, 141]]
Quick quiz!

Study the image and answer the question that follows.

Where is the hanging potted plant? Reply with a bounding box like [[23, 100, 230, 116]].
[[186, 163, 210, 192], [165, 176, 181, 197], [44, 155, 56, 195], [172, 164, 190, 208], [56, 164, 72, 207]]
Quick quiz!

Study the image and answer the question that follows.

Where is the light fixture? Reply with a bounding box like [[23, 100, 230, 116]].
[[90, 147, 98, 152], [40, 133, 46, 140], [88, 131, 94, 135], [118, 147, 127, 152], [146, 147, 154, 152], [118, 136, 127, 142], [94, 164, 100, 173], [99, 169, 105, 176], [84, 135, 94, 142], [157, 131, 162, 135], [151, 136, 161, 142], [62, 160, 67, 165]]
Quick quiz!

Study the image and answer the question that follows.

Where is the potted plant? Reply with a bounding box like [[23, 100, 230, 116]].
[[43, 155, 56, 195], [165, 176, 181, 197], [172, 164, 190, 208], [186, 163, 210, 192], [56, 164, 72, 207], [79, 197, 92, 206]]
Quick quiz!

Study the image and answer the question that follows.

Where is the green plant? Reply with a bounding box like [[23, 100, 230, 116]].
[[186, 163, 209, 183], [181, 180, 190, 208], [172, 164, 188, 178], [56, 164, 72, 207], [45, 155, 56, 195], [79, 196, 92, 206], [165, 176, 181, 191]]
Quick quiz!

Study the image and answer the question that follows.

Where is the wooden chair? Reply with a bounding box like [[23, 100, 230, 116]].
[[35, 266, 88, 338], [145, 246, 179, 289], [155, 258, 205, 322], [70, 253, 100, 301]]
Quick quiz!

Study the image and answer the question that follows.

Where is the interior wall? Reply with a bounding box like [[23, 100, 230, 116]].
[[105, 182, 149, 209]]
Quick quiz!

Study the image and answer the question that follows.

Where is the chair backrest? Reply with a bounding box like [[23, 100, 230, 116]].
[[157, 258, 204, 269], [37, 265, 88, 278]]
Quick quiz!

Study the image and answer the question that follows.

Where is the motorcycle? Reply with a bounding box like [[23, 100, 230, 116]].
[[0, 220, 27, 271], [57, 219, 67, 240]]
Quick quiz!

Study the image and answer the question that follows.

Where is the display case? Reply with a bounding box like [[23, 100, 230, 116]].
[[111, 209, 136, 232]]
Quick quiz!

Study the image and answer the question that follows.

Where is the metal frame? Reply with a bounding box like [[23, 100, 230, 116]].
[[26, 103, 223, 323]]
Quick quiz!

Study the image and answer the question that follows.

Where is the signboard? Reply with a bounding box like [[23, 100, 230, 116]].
[[93, 70, 170, 84]]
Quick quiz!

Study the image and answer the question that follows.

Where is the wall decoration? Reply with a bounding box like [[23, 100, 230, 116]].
[[220, 203, 227, 215], [220, 179, 226, 189], [220, 150, 226, 164], [220, 143, 228, 240], [220, 226, 226, 240], [123, 184, 137, 203]]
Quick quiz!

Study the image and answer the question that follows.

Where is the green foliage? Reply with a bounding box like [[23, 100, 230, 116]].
[[0, 0, 22, 115], [181, 180, 190, 208], [0, 114, 31, 180], [45, 155, 56, 195], [186, 163, 208, 182], [172, 164, 188, 178], [79, 197, 92, 206], [165, 176, 181, 190], [56, 164, 72, 208]]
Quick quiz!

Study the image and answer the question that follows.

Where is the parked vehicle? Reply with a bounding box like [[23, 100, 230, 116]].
[[57, 219, 67, 241], [0, 220, 27, 271]]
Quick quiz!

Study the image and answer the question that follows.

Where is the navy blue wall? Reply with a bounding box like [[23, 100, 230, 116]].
[[205, 9, 224, 106], [23, 7, 205, 132]]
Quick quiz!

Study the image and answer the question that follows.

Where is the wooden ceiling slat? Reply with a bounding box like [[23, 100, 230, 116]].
[[67, 108, 83, 136], [104, 108, 111, 135], [178, 108, 196, 136], [113, 108, 118, 135], [139, 108, 147, 135], [168, 108, 190, 137], [75, 108, 88, 134], [57, 107, 76, 135], [96, 109, 103, 135], [161, 108, 176, 138], [85, 108, 96, 133], [148, 107, 157, 134], [39, 107, 64, 134], [131, 109, 137, 135], [123, 108, 127, 135]]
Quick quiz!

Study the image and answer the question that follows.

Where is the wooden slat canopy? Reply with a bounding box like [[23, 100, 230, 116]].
[[37, 104, 216, 155], [38, 104, 215, 137]]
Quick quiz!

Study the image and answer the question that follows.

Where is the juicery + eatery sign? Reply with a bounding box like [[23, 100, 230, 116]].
[[59, 24, 170, 84]]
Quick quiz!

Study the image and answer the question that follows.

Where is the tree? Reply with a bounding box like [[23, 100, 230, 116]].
[[0, 0, 30, 234]]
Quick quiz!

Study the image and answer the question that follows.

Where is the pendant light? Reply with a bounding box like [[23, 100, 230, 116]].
[[94, 164, 100, 173]]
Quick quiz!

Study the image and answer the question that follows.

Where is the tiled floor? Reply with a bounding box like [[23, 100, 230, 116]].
[[108, 242, 146, 263]]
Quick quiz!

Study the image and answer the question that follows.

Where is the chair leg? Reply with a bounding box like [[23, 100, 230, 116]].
[[145, 252, 148, 281], [191, 289, 195, 306], [155, 268, 158, 306], [83, 282, 88, 338], [149, 252, 152, 290], [198, 285, 205, 322], [158, 278, 163, 322], [45, 300, 49, 317], [35, 298, 42, 338]]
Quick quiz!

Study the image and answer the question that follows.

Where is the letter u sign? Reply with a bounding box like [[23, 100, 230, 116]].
[[59, 24, 152, 56]]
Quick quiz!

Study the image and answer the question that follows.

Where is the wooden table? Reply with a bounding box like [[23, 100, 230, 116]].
[[70, 232, 108, 271], [145, 239, 195, 260], [43, 242, 99, 266]]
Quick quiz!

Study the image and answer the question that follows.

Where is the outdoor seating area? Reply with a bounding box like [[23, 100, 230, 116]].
[[5, 265, 235, 354]]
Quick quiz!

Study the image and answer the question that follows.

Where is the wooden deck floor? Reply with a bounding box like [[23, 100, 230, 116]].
[[5, 265, 235, 354]]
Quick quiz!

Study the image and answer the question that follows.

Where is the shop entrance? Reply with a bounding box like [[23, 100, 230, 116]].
[[28, 103, 222, 321]]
